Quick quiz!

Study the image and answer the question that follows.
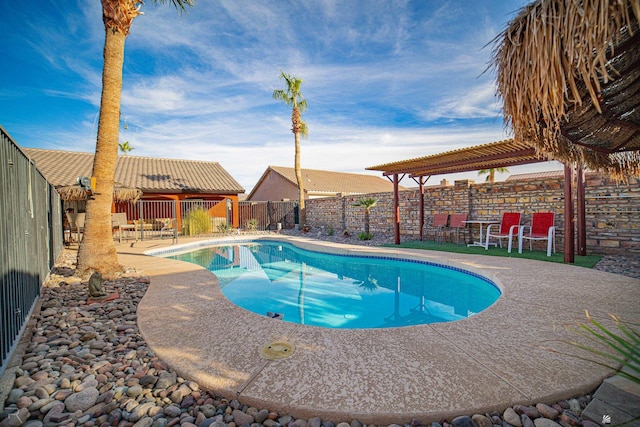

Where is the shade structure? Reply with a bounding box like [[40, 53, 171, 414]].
[[57, 183, 142, 203], [367, 139, 547, 177], [491, 0, 640, 178], [367, 139, 553, 248]]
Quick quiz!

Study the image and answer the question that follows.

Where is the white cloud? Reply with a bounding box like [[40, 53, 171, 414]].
[[3, 0, 549, 195]]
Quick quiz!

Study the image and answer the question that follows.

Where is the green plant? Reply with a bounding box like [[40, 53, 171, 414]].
[[184, 208, 212, 236], [546, 311, 640, 385], [358, 232, 373, 241], [245, 218, 258, 231], [328, 226, 334, 236], [217, 222, 232, 233], [353, 198, 377, 237]]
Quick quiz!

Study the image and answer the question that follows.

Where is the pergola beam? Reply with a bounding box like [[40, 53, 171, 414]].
[[408, 156, 542, 178], [381, 148, 538, 176]]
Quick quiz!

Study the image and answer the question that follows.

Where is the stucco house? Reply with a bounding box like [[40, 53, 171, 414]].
[[23, 148, 245, 227], [247, 166, 405, 201]]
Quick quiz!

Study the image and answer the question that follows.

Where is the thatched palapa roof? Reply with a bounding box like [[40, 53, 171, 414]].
[[492, 0, 640, 178], [57, 183, 142, 203]]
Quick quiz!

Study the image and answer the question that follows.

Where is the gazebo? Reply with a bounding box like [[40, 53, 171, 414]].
[[368, 0, 640, 263]]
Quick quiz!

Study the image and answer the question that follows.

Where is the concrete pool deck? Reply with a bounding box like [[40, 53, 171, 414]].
[[117, 235, 640, 424]]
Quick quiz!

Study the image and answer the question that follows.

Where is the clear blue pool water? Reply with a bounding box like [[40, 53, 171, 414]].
[[167, 240, 501, 329]]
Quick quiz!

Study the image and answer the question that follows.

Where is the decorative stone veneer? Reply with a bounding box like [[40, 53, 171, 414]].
[[305, 174, 640, 255]]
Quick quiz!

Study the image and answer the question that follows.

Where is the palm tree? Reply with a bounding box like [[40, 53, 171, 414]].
[[273, 70, 308, 226], [119, 141, 134, 155], [354, 197, 377, 237], [77, 0, 194, 278], [478, 167, 509, 183]]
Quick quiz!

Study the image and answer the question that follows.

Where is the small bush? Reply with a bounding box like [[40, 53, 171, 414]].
[[245, 218, 258, 231], [358, 232, 373, 240], [184, 208, 212, 236], [217, 222, 232, 233], [328, 226, 334, 236]]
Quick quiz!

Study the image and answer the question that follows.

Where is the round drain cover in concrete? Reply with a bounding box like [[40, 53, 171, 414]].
[[260, 340, 295, 360]]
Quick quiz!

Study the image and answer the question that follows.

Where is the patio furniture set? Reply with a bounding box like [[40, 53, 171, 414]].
[[64, 212, 177, 245], [111, 214, 176, 242], [425, 212, 556, 256]]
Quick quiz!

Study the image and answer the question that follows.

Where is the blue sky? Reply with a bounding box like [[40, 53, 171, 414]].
[[0, 0, 563, 192]]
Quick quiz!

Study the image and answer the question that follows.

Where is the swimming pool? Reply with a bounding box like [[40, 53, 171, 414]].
[[167, 240, 501, 328]]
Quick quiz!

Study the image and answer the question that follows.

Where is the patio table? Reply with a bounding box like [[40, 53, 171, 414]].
[[462, 219, 500, 248]]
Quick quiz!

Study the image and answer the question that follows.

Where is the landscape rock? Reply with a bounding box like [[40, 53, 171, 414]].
[[452, 415, 478, 427], [232, 408, 254, 425], [533, 419, 562, 427], [535, 404, 559, 420], [503, 408, 522, 427], [472, 414, 492, 427]]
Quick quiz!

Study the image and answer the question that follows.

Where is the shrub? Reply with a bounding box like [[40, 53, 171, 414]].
[[358, 232, 373, 241], [217, 222, 232, 233], [245, 218, 258, 231], [184, 208, 212, 236]]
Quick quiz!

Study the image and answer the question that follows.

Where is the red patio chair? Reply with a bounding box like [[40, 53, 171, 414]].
[[424, 213, 449, 243], [518, 212, 556, 256], [485, 212, 521, 252], [447, 213, 469, 244]]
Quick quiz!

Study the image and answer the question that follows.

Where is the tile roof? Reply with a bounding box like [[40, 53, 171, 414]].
[[505, 170, 564, 181], [268, 166, 405, 194], [22, 148, 245, 194]]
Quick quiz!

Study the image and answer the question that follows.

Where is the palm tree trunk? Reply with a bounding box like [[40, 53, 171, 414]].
[[294, 132, 305, 225], [292, 106, 305, 225], [364, 210, 370, 236], [77, 28, 125, 278]]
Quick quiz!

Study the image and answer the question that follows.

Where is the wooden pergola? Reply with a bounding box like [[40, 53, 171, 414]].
[[367, 138, 588, 263]]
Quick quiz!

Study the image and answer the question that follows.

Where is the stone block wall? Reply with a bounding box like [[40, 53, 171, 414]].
[[584, 174, 640, 253], [304, 173, 640, 255]]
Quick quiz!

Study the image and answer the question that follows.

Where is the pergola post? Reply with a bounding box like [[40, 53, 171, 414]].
[[576, 167, 586, 256], [419, 178, 425, 241], [411, 176, 428, 241], [564, 164, 575, 263], [394, 174, 400, 245]]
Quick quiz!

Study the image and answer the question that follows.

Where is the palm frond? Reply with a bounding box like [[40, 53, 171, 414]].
[[154, 0, 196, 14]]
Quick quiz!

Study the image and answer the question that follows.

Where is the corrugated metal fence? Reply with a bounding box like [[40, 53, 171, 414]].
[[0, 126, 63, 376]]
